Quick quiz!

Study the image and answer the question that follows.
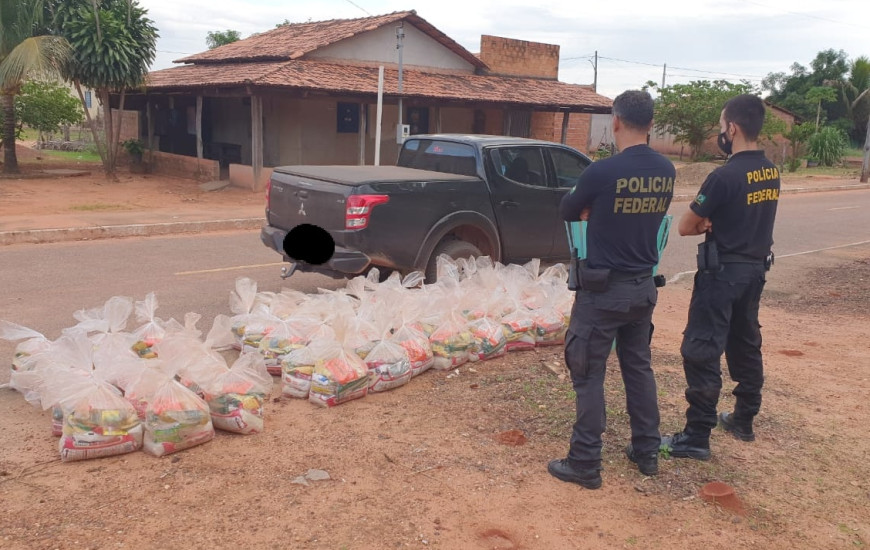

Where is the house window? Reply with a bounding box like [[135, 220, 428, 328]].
[[84, 90, 92, 109], [407, 107, 429, 135], [337, 102, 360, 133]]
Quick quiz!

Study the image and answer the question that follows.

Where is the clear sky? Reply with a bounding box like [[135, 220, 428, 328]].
[[140, 0, 870, 99]]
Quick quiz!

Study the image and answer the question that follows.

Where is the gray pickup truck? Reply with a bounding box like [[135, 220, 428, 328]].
[[261, 134, 592, 281]]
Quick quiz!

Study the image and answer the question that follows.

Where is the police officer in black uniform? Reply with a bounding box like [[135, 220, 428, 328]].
[[549, 90, 675, 489], [664, 94, 780, 460]]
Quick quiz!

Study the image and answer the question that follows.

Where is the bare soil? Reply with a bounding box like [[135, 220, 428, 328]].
[[1, 149, 869, 549]]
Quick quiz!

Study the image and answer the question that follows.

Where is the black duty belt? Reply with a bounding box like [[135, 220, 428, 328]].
[[719, 253, 765, 265], [610, 269, 653, 282]]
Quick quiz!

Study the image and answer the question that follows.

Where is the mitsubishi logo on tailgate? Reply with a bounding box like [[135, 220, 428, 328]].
[[298, 203, 307, 217]]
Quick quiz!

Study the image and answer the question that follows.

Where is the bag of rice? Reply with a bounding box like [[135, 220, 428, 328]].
[[142, 377, 214, 457]]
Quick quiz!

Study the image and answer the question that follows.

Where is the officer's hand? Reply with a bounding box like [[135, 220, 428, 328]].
[[696, 218, 712, 233], [580, 207, 591, 221]]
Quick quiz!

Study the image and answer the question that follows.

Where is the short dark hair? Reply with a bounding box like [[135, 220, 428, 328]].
[[612, 90, 654, 130], [723, 94, 766, 141]]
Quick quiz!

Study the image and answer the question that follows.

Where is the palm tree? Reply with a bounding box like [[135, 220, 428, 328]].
[[0, 0, 69, 173]]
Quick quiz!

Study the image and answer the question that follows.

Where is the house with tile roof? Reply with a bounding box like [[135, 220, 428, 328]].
[[119, 10, 612, 189]]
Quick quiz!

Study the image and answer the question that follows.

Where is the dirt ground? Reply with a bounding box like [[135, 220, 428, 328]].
[[1, 150, 869, 549]]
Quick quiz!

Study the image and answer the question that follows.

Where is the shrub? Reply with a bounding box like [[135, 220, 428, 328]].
[[808, 127, 847, 167]]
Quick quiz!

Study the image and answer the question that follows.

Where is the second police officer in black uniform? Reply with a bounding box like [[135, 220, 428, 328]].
[[549, 90, 675, 489], [664, 94, 780, 460]]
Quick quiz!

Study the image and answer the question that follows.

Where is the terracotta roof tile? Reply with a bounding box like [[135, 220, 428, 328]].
[[146, 60, 612, 112], [177, 10, 486, 70]]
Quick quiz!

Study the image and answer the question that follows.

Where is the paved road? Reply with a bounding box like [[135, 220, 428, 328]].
[[660, 189, 870, 281], [2, 190, 869, 384]]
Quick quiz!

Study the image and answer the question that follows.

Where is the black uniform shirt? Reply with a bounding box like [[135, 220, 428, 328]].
[[560, 144, 675, 271], [690, 150, 780, 259]]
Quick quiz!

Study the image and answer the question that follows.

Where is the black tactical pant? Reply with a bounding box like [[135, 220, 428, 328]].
[[680, 263, 767, 437], [564, 276, 660, 468]]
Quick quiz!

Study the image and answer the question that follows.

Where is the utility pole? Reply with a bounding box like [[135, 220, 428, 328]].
[[661, 63, 667, 88], [861, 112, 870, 183], [592, 51, 598, 92], [396, 23, 405, 130]]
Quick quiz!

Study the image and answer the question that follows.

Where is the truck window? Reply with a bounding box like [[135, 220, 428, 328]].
[[490, 147, 548, 188], [398, 139, 477, 176], [550, 148, 591, 189]]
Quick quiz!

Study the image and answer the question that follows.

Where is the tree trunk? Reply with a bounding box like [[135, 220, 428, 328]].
[[74, 81, 106, 164], [101, 89, 115, 175], [111, 90, 126, 165], [861, 111, 870, 183], [2, 93, 19, 174]]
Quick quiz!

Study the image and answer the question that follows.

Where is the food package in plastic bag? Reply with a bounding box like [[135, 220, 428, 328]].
[[57, 380, 143, 462], [228, 277, 260, 350], [467, 316, 507, 362], [143, 377, 215, 457], [204, 352, 272, 434], [309, 344, 369, 407], [131, 293, 166, 358], [0, 321, 52, 372], [391, 322, 434, 377], [153, 320, 230, 399], [429, 312, 473, 370], [257, 316, 317, 376], [501, 306, 537, 352], [365, 332, 412, 393], [533, 306, 567, 347], [281, 337, 334, 399], [344, 316, 380, 360]]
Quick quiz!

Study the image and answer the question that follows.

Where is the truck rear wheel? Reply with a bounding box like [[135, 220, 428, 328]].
[[425, 239, 482, 283]]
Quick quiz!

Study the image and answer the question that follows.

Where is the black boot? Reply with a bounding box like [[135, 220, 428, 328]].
[[624, 444, 658, 476], [547, 458, 602, 489], [662, 431, 711, 460], [719, 412, 755, 442]]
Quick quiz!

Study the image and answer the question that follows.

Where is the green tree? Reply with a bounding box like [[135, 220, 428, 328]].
[[783, 122, 815, 172], [840, 56, 870, 142], [205, 29, 241, 49], [805, 86, 838, 130], [53, 0, 158, 175], [16, 80, 83, 141], [763, 49, 851, 125], [0, 0, 70, 173], [649, 80, 755, 160]]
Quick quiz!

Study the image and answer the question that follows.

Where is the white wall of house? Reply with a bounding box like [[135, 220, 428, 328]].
[[588, 113, 614, 152], [308, 24, 476, 72]]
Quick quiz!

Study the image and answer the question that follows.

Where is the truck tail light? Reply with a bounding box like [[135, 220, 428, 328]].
[[265, 179, 272, 207], [346, 194, 389, 230]]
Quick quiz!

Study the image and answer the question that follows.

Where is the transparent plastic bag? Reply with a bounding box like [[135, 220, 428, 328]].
[[68, 295, 134, 347], [58, 380, 143, 462], [0, 321, 52, 372], [204, 352, 272, 434], [257, 316, 317, 376], [131, 292, 166, 358], [281, 338, 334, 399], [392, 322, 434, 377], [467, 316, 507, 362], [143, 378, 215, 457], [309, 344, 369, 407], [365, 331, 412, 393], [429, 311, 472, 370], [501, 305, 537, 352], [533, 306, 567, 347]]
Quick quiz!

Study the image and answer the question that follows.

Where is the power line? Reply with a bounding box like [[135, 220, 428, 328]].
[[668, 65, 765, 79], [597, 55, 661, 68], [158, 49, 195, 55], [343, 0, 372, 16], [736, 0, 870, 30]]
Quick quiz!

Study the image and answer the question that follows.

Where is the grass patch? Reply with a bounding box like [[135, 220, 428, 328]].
[[68, 203, 126, 211], [783, 165, 859, 178]]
